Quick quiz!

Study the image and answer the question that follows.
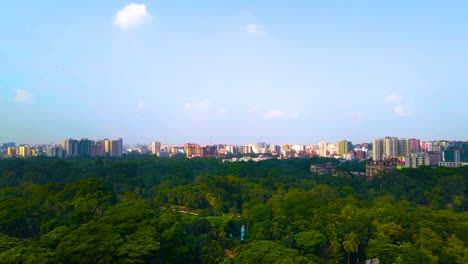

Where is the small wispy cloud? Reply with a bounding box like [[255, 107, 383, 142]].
[[385, 93, 412, 117], [136, 100, 145, 110], [13, 89, 35, 104], [261, 109, 299, 120], [245, 23, 264, 36], [114, 3, 150, 31], [385, 93, 403, 104]]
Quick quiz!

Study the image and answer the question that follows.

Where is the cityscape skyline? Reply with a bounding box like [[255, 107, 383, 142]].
[[1, 1, 468, 144], [2, 137, 467, 169], [1, 136, 467, 147]]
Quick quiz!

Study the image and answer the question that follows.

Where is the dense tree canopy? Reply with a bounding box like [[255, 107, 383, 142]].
[[0, 156, 466, 263]]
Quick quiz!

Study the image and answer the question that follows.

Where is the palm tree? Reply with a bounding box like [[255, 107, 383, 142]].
[[343, 232, 359, 264]]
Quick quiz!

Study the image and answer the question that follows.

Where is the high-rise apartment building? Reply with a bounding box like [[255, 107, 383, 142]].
[[202, 145, 218, 157], [409, 138, 421, 153], [110, 138, 123, 157], [79, 138, 91, 156], [95, 140, 105, 156], [338, 140, 352, 155], [46, 145, 64, 158], [151, 141, 161, 156], [89, 141, 96, 157], [104, 139, 112, 156], [372, 139, 384, 161], [63, 139, 78, 157], [17, 145, 32, 158], [184, 143, 202, 158], [7, 147, 17, 158], [372, 137, 411, 161], [225, 145, 237, 154]]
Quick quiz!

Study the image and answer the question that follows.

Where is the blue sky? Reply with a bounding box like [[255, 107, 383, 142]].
[[1, 1, 467, 145]]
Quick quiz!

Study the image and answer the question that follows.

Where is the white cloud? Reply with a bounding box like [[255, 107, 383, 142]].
[[13, 89, 35, 104], [385, 93, 403, 104], [393, 105, 412, 116], [385, 93, 413, 117], [183, 102, 193, 109], [246, 23, 264, 36], [114, 3, 150, 31], [261, 109, 299, 120], [136, 101, 145, 110]]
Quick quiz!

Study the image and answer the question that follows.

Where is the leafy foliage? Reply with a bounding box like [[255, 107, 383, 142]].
[[0, 156, 466, 263]]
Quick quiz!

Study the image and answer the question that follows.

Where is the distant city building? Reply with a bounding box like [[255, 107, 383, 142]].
[[79, 138, 91, 156], [270, 145, 281, 153], [366, 158, 397, 179], [225, 145, 237, 154], [421, 141, 428, 151], [7, 147, 17, 158], [17, 144, 32, 158], [292, 144, 305, 152], [344, 151, 355, 161], [151, 141, 161, 156], [338, 140, 352, 155], [400, 153, 430, 168], [46, 145, 64, 158], [310, 163, 337, 175], [440, 149, 461, 167], [409, 138, 421, 153], [104, 139, 112, 156], [63, 139, 78, 157], [138, 145, 150, 155], [184, 143, 202, 158], [237, 145, 252, 154], [356, 150, 367, 160], [110, 138, 123, 157], [2, 142, 15, 149], [95, 140, 105, 156], [202, 145, 218, 157], [372, 137, 410, 161], [426, 152, 441, 166]]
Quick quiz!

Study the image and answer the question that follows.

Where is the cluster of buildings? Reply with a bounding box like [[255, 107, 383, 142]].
[[1, 138, 123, 158], [364, 137, 468, 178], [370, 137, 467, 168], [1, 137, 467, 177]]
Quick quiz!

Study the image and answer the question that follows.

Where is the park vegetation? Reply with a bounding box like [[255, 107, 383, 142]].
[[0, 155, 466, 263]]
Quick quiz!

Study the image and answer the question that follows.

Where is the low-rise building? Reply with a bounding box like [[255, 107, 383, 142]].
[[310, 162, 337, 176], [366, 159, 397, 179], [401, 153, 430, 168], [440, 150, 461, 168]]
